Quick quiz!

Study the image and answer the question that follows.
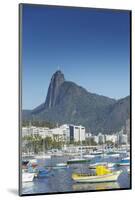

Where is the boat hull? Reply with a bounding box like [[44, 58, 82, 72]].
[[67, 159, 91, 164], [116, 159, 130, 166], [72, 171, 121, 183], [52, 166, 69, 169], [22, 172, 35, 182], [35, 155, 51, 159], [117, 163, 130, 166]]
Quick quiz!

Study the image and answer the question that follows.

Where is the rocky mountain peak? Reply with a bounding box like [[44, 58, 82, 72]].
[[45, 70, 65, 108]]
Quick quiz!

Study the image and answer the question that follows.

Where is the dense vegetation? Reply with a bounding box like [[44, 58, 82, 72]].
[[22, 134, 101, 154], [22, 120, 56, 129]]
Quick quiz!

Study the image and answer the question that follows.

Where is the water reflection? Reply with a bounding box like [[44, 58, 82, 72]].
[[72, 181, 120, 191]]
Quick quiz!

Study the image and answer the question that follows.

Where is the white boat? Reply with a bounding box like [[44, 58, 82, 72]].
[[27, 159, 38, 167], [108, 153, 120, 158], [35, 154, 51, 159], [53, 152, 63, 157], [83, 154, 95, 159], [127, 167, 130, 175], [103, 153, 120, 158], [56, 163, 67, 167], [107, 163, 116, 168], [52, 163, 69, 169], [123, 156, 130, 160], [22, 172, 35, 182]]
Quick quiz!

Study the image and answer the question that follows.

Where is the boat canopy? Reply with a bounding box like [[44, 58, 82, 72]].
[[96, 166, 111, 176]]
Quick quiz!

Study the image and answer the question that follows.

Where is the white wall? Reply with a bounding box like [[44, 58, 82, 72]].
[[0, 0, 134, 199]]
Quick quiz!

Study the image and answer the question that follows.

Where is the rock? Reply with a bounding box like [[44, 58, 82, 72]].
[[45, 70, 65, 108]]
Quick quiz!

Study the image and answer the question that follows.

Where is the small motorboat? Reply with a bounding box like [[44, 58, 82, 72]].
[[37, 168, 50, 178], [22, 160, 29, 166], [67, 158, 91, 164], [127, 167, 130, 175], [35, 154, 51, 159], [83, 154, 95, 159], [27, 166, 38, 177], [72, 166, 121, 183], [52, 163, 69, 169], [22, 172, 35, 182], [90, 151, 103, 156], [56, 163, 68, 167], [116, 157, 130, 166], [104, 152, 120, 158], [27, 159, 38, 167], [56, 163, 67, 167]]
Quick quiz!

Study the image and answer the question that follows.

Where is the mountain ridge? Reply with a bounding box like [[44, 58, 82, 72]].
[[22, 70, 130, 134]]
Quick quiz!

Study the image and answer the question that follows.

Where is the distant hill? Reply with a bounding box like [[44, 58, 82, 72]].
[[22, 70, 130, 134]]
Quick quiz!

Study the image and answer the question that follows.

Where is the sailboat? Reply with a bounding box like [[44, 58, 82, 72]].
[[72, 165, 122, 183]]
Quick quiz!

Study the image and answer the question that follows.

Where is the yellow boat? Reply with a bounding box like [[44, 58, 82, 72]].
[[72, 166, 122, 183]]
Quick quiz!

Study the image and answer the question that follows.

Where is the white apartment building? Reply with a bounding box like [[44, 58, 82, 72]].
[[22, 124, 86, 143], [22, 126, 52, 138], [69, 125, 85, 142], [85, 132, 92, 138], [118, 134, 128, 144], [59, 124, 70, 140], [105, 134, 117, 143]]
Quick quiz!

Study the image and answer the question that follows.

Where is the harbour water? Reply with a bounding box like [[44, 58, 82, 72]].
[[22, 155, 130, 194]]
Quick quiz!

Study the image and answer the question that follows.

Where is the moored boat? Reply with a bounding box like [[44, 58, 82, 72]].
[[83, 154, 95, 159], [35, 154, 51, 159], [90, 151, 103, 156], [22, 172, 35, 182], [103, 152, 120, 158], [72, 166, 121, 183], [27, 159, 38, 167], [37, 168, 50, 178], [116, 157, 130, 166], [56, 163, 67, 167], [127, 167, 130, 175], [22, 160, 29, 166], [52, 163, 69, 169], [67, 158, 91, 164]]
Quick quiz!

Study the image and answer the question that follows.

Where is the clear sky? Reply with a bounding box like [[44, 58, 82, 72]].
[[21, 4, 130, 110]]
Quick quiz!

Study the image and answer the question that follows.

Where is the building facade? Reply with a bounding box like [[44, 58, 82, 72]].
[[69, 125, 85, 142]]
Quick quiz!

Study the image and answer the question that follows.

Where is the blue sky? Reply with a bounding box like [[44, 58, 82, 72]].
[[21, 4, 130, 109]]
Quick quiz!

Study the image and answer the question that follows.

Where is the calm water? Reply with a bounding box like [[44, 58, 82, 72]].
[[22, 155, 130, 194]]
